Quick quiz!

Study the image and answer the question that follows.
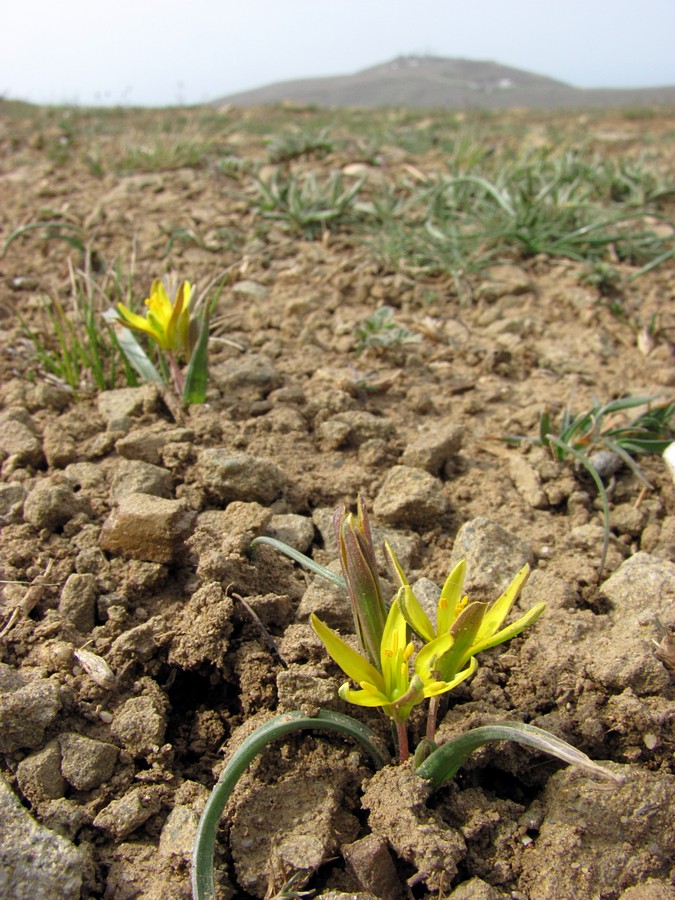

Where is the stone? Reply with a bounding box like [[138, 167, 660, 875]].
[[59, 573, 97, 633], [318, 410, 394, 448], [98, 492, 195, 563], [16, 742, 67, 805], [450, 517, 534, 594], [264, 513, 315, 553], [373, 465, 448, 527], [92, 785, 162, 840], [210, 353, 281, 395], [0, 411, 44, 468], [42, 422, 78, 468], [97, 386, 160, 429], [110, 694, 167, 755], [110, 459, 174, 500], [59, 733, 118, 790], [115, 426, 194, 465], [197, 449, 285, 505], [0, 773, 88, 899], [342, 833, 403, 898], [0, 483, 25, 525], [401, 421, 463, 475], [23, 480, 79, 531], [0, 674, 62, 753], [508, 455, 548, 509], [600, 552, 675, 628]]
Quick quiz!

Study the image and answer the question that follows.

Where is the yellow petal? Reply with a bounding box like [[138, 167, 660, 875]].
[[116, 303, 163, 343], [311, 614, 384, 691], [478, 564, 531, 639], [338, 682, 390, 707], [437, 559, 467, 632], [397, 584, 435, 643], [468, 601, 546, 658]]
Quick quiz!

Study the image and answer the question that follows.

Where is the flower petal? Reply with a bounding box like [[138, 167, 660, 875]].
[[479, 564, 530, 638], [311, 613, 384, 691], [397, 585, 435, 644], [437, 559, 467, 633], [469, 601, 546, 658], [338, 682, 390, 708]]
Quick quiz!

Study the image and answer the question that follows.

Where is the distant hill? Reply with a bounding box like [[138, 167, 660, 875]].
[[214, 56, 675, 110]]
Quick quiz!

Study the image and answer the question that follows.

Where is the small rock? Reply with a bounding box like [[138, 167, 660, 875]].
[[319, 410, 394, 449], [196, 449, 285, 505], [373, 465, 448, 527], [92, 785, 162, 840], [158, 804, 201, 861], [23, 479, 79, 531], [42, 422, 78, 468], [97, 386, 160, 429], [600, 552, 675, 627], [0, 483, 25, 525], [110, 694, 167, 755], [59, 573, 98, 633], [447, 877, 504, 899], [508, 456, 548, 509], [450, 517, 534, 594], [210, 353, 281, 396], [0, 773, 88, 899], [342, 833, 403, 898], [59, 733, 118, 790], [16, 742, 67, 804], [401, 421, 463, 475], [0, 674, 62, 753], [265, 513, 315, 553], [110, 459, 174, 500], [98, 492, 195, 563], [0, 411, 44, 468]]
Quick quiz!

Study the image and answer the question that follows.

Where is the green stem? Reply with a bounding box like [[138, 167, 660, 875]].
[[191, 709, 388, 900], [249, 536, 347, 590]]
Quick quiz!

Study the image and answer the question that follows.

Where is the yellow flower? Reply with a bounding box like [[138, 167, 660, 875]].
[[391, 551, 545, 682], [117, 279, 194, 358], [311, 600, 477, 724]]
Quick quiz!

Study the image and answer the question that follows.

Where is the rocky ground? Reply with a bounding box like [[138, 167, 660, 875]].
[[0, 101, 674, 899]]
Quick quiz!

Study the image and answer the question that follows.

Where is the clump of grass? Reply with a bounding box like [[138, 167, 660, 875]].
[[265, 126, 336, 163], [18, 256, 139, 392], [505, 397, 675, 577], [250, 169, 365, 238]]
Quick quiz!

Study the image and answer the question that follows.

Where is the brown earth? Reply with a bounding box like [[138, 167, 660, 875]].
[[0, 102, 674, 899]]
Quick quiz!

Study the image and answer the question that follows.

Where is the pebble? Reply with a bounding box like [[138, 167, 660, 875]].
[[401, 421, 463, 475], [0, 483, 26, 525], [92, 785, 162, 840], [508, 455, 548, 509], [265, 512, 315, 553], [59, 573, 98, 634], [373, 465, 448, 526], [0, 670, 62, 753], [98, 492, 195, 563], [16, 741, 67, 804], [23, 479, 79, 531], [58, 733, 118, 790], [196, 449, 286, 505], [450, 516, 534, 594], [97, 386, 160, 430], [0, 773, 88, 899]]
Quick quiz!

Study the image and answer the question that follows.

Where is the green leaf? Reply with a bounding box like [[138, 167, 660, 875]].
[[249, 535, 347, 589], [182, 305, 210, 405], [102, 309, 163, 383], [416, 721, 623, 790], [191, 710, 388, 900]]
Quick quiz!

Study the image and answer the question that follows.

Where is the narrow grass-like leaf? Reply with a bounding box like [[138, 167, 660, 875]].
[[191, 710, 387, 900], [249, 536, 347, 589], [416, 721, 623, 790]]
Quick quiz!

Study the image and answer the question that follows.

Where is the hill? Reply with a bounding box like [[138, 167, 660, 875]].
[[214, 55, 675, 109]]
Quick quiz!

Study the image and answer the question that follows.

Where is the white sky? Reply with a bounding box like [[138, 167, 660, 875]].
[[4, 0, 675, 107]]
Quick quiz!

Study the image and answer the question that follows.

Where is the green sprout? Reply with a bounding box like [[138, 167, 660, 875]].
[[354, 305, 422, 355], [504, 396, 674, 578]]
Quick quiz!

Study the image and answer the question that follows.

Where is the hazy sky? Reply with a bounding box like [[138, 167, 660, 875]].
[[4, 1, 675, 106]]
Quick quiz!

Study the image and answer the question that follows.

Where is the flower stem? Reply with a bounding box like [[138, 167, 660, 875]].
[[396, 720, 409, 762], [426, 696, 440, 742], [167, 350, 185, 396]]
